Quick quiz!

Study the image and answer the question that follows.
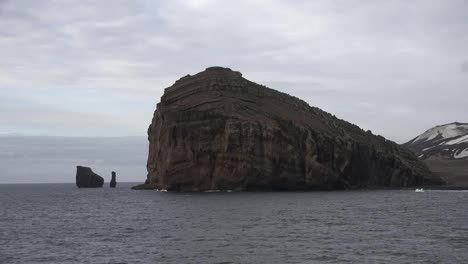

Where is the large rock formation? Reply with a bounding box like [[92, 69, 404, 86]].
[[141, 67, 444, 191], [76, 166, 104, 188]]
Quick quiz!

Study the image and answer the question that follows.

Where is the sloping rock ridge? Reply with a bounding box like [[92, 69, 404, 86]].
[[144, 67, 443, 191], [402, 122, 468, 160], [76, 166, 104, 188], [403, 122, 468, 185]]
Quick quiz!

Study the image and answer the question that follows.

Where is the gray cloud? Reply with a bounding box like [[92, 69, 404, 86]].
[[461, 62, 468, 73], [0, 136, 147, 183], [0, 0, 467, 143]]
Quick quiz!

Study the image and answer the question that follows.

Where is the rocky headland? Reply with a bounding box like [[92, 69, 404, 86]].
[[135, 67, 444, 191]]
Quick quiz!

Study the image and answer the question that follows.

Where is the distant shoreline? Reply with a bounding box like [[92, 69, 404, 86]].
[[2, 182, 467, 191], [421, 185, 468, 190], [0, 182, 141, 185]]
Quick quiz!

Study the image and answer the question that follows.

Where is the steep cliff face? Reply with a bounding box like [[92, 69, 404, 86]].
[[144, 67, 443, 191]]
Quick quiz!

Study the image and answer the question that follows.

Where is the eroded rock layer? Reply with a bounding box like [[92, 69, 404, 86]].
[[144, 67, 443, 191]]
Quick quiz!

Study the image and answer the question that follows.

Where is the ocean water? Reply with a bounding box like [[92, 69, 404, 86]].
[[0, 183, 467, 264]]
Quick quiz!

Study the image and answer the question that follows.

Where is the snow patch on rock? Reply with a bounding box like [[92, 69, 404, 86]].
[[422, 146, 434, 152], [446, 134, 468, 145], [454, 148, 468, 159], [414, 123, 468, 143]]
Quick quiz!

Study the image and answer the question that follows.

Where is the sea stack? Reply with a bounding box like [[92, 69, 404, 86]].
[[110, 171, 117, 188], [76, 166, 104, 188], [139, 67, 444, 191]]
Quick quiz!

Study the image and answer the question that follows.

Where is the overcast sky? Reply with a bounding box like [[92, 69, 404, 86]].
[[1, 0, 467, 143]]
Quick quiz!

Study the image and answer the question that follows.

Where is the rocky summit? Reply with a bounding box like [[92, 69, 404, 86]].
[[141, 67, 443, 191]]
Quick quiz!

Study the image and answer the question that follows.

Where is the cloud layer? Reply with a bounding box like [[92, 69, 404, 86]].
[[1, 0, 467, 142], [0, 136, 147, 183]]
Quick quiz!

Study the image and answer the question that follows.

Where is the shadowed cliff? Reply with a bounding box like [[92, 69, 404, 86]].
[[139, 67, 444, 191]]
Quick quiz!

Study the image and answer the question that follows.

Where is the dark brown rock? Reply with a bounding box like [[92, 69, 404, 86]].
[[140, 67, 444, 191], [76, 166, 104, 188]]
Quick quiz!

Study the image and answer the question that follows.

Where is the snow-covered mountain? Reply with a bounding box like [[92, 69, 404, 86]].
[[403, 122, 468, 186], [403, 122, 468, 160]]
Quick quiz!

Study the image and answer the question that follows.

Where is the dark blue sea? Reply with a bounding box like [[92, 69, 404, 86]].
[[1, 183, 467, 263]]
